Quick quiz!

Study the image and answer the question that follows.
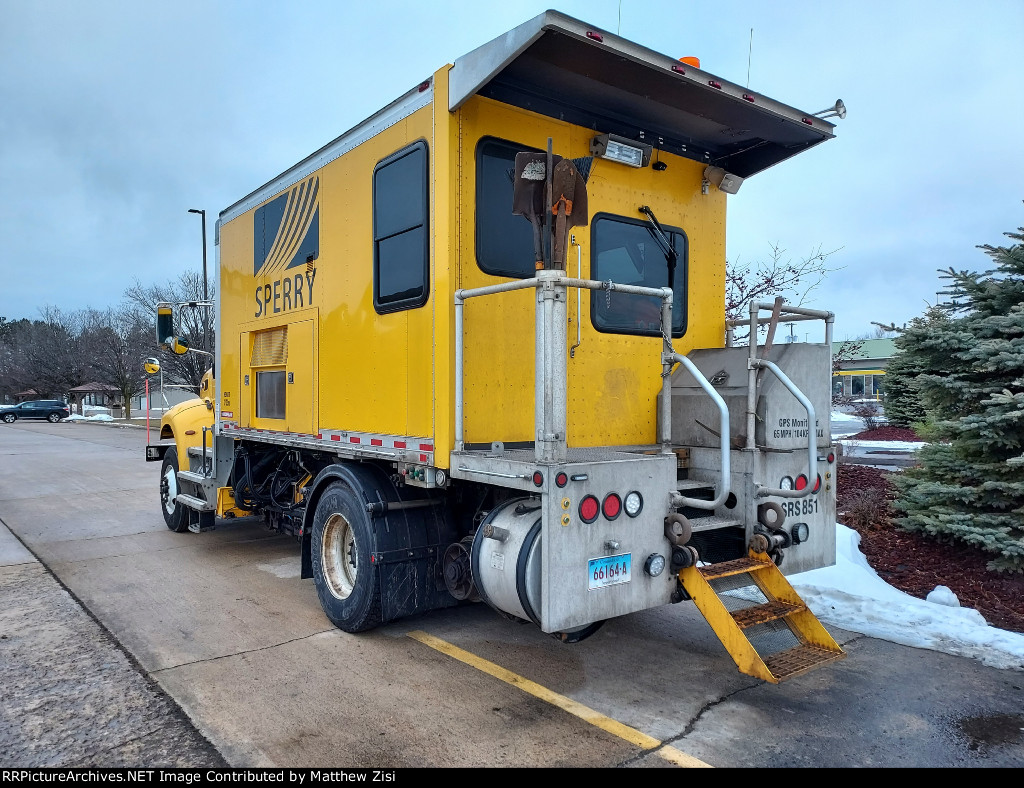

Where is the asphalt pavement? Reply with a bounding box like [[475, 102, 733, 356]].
[[1, 420, 1021, 768]]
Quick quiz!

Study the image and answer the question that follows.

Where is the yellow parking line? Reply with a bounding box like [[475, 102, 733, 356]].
[[407, 630, 712, 768]]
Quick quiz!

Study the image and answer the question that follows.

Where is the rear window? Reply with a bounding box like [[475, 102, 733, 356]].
[[590, 213, 687, 337]]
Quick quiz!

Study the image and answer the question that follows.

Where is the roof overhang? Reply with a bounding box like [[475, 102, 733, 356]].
[[449, 11, 836, 179]]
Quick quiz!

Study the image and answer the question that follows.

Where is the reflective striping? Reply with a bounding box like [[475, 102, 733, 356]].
[[407, 630, 712, 768], [219, 424, 435, 464]]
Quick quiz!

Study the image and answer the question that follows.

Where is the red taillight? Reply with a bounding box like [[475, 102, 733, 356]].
[[602, 493, 622, 521], [586, 31, 604, 42], [795, 475, 808, 491], [813, 474, 822, 493], [579, 495, 599, 523], [742, 93, 755, 102], [418, 80, 431, 92], [555, 472, 568, 488], [708, 80, 722, 89], [671, 65, 686, 74], [801, 117, 813, 125], [532, 471, 544, 487]]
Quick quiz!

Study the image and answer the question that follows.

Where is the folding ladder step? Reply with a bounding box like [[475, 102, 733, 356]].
[[731, 600, 805, 629], [177, 470, 209, 485], [698, 556, 771, 580], [762, 644, 847, 682]]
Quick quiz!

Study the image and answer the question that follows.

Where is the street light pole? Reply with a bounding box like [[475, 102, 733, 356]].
[[187, 208, 208, 355]]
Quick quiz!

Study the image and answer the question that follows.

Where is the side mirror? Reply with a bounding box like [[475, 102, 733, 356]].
[[156, 305, 174, 349], [169, 337, 190, 356]]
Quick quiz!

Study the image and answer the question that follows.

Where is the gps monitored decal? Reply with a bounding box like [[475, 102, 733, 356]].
[[254, 175, 319, 317]]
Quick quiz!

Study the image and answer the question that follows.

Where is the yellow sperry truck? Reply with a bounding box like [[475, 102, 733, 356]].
[[148, 11, 848, 683]]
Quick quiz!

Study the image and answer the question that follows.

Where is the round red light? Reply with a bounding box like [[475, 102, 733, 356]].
[[827, 452, 835, 464], [579, 495, 599, 523], [795, 475, 808, 491], [555, 472, 568, 488], [813, 474, 822, 493], [532, 471, 543, 487], [602, 493, 622, 520]]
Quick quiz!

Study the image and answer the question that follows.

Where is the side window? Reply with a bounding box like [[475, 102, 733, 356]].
[[373, 141, 429, 313], [590, 214, 688, 338], [475, 137, 540, 278]]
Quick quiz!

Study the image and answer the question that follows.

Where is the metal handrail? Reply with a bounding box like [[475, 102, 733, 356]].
[[666, 353, 731, 510], [453, 274, 673, 456], [750, 358, 817, 499]]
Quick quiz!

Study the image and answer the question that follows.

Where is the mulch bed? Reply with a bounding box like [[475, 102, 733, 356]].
[[847, 425, 926, 442], [836, 463, 1024, 634]]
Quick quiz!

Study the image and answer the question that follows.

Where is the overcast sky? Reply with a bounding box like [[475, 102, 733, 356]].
[[2, 0, 1021, 340]]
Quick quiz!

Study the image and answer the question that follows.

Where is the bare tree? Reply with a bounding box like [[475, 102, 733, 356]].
[[726, 243, 842, 339], [1, 309, 95, 400], [84, 306, 151, 419], [122, 269, 214, 394]]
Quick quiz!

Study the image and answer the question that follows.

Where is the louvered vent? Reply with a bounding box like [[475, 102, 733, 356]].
[[251, 327, 287, 367]]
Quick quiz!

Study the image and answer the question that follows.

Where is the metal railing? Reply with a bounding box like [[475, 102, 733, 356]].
[[453, 271, 733, 510], [729, 301, 835, 499], [454, 272, 673, 463]]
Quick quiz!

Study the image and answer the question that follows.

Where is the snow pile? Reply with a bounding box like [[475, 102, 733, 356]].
[[837, 439, 926, 452], [790, 525, 1024, 671], [66, 414, 114, 422]]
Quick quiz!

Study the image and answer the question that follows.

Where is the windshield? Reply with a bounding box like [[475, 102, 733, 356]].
[[590, 214, 687, 337]]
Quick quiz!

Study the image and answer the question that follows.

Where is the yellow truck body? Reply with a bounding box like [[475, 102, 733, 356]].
[[150, 11, 847, 681], [217, 87, 726, 465]]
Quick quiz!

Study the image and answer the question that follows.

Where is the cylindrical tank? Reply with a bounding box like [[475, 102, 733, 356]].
[[471, 498, 542, 625]]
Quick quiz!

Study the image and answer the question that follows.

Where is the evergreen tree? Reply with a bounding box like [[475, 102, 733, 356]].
[[882, 315, 937, 428], [893, 223, 1024, 572]]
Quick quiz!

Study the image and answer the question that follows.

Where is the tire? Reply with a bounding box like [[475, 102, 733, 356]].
[[47, 413, 60, 423], [310, 480, 382, 632], [2, 413, 15, 424], [160, 447, 189, 533]]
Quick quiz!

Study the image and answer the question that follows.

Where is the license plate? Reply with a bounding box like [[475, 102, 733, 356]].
[[588, 553, 631, 590]]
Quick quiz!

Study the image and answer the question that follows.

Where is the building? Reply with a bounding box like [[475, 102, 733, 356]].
[[832, 338, 896, 400]]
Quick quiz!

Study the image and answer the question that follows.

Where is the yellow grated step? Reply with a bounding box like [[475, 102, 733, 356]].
[[731, 600, 805, 629], [699, 556, 771, 581], [763, 644, 847, 682]]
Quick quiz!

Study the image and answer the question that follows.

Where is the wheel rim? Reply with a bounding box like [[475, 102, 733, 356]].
[[48, 414, 59, 422], [161, 465, 178, 515], [321, 512, 358, 600], [3, 415, 13, 423]]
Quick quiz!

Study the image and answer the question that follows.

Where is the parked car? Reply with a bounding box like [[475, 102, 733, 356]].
[[0, 400, 71, 423]]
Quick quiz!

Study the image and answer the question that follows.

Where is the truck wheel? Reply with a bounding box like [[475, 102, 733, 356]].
[[311, 480, 382, 632], [160, 447, 189, 533]]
